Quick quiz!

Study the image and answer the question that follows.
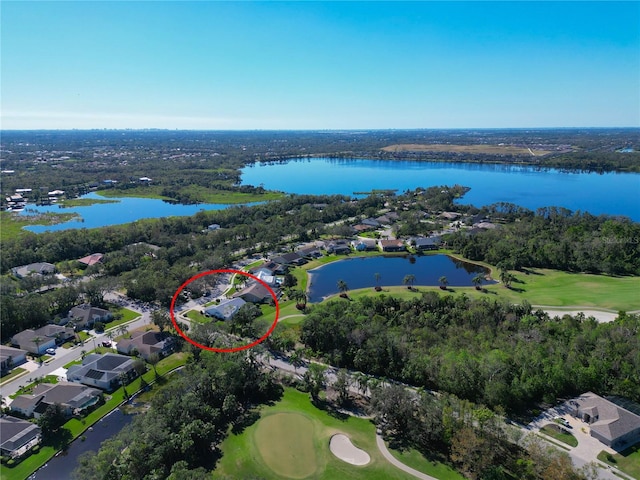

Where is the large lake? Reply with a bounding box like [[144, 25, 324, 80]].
[[19, 193, 255, 233], [307, 255, 492, 303], [241, 158, 640, 220]]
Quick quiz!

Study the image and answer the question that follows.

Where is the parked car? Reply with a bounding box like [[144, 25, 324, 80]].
[[45, 348, 56, 355], [102, 341, 112, 347], [554, 416, 571, 428]]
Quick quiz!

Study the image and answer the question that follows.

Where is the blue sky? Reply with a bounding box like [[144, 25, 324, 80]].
[[2, 1, 638, 129]]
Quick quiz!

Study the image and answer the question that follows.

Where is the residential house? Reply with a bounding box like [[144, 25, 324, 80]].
[[11, 325, 74, 355], [271, 252, 306, 266], [11, 262, 56, 279], [0, 416, 42, 459], [254, 270, 279, 287], [412, 237, 440, 251], [66, 353, 136, 391], [376, 212, 400, 225], [116, 331, 175, 360], [250, 261, 287, 276], [440, 211, 462, 221], [325, 240, 352, 255], [77, 253, 104, 267], [233, 283, 274, 304], [353, 224, 374, 233], [378, 239, 406, 252], [10, 382, 102, 419], [351, 238, 378, 252], [203, 298, 247, 321], [207, 224, 221, 231], [296, 245, 323, 259], [0, 346, 27, 374], [570, 392, 640, 449], [67, 304, 112, 330], [361, 218, 380, 228]]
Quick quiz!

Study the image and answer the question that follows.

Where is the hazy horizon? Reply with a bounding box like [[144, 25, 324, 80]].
[[2, 2, 639, 130]]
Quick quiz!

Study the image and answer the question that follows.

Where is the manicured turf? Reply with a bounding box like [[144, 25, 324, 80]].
[[0, 367, 27, 385], [254, 413, 318, 478], [345, 267, 639, 312], [105, 306, 140, 329], [597, 444, 640, 479], [388, 446, 465, 480], [540, 424, 578, 447], [213, 387, 418, 479]]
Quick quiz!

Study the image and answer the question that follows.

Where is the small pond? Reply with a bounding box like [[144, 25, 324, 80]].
[[307, 254, 493, 303]]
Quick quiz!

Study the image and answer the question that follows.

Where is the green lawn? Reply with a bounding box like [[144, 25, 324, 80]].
[[214, 387, 424, 480], [388, 446, 465, 480], [540, 424, 578, 447], [0, 352, 189, 480], [345, 268, 640, 312], [104, 306, 140, 330], [0, 367, 27, 385], [76, 331, 92, 342], [185, 309, 210, 324], [597, 444, 640, 479]]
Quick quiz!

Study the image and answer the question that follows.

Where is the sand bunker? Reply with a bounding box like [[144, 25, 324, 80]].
[[329, 434, 371, 466]]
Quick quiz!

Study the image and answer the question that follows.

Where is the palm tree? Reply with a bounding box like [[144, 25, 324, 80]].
[[374, 272, 382, 291], [337, 279, 349, 297], [472, 274, 484, 291], [148, 353, 160, 378], [117, 324, 128, 338], [32, 337, 43, 360], [289, 349, 305, 374], [119, 371, 129, 399], [499, 269, 513, 288], [403, 274, 416, 290], [439, 276, 449, 290]]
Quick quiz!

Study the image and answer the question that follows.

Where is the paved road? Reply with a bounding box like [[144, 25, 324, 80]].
[[375, 434, 439, 480], [0, 299, 150, 400]]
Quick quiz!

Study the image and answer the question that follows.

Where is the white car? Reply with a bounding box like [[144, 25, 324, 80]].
[[45, 348, 56, 355]]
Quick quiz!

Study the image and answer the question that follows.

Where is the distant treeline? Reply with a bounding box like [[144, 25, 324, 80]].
[[446, 204, 640, 275]]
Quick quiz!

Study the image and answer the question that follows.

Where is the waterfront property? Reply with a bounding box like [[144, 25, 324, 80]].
[[66, 353, 136, 391], [233, 283, 275, 304], [0, 416, 42, 459], [10, 382, 102, 419]]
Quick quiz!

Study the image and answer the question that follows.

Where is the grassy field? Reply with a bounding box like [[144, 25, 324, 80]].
[[381, 143, 553, 156], [597, 444, 640, 479], [0, 352, 189, 480], [104, 306, 140, 330], [0, 367, 27, 385], [388, 446, 465, 480], [540, 424, 578, 447], [213, 387, 419, 480], [344, 267, 640, 312], [96, 186, 285, 204], [0, 211, 78, 241]]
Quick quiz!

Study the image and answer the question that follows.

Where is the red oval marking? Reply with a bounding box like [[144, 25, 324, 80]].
[[169, 269, 280, 353]]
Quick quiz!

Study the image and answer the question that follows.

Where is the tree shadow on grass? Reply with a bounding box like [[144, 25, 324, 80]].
[[311, 397, 349, 421]]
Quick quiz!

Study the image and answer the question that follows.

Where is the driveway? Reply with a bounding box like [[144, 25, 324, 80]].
[[523, 403, 630, 480]]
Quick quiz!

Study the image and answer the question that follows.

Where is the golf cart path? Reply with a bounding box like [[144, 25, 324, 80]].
[[375, 434, 439, 480]]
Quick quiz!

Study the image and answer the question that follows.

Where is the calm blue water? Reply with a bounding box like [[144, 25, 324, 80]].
[[31, 408, 134, 480], [241, 158, 640, 220], [20, 193, 257, 233], [307, 255, 492, 303]]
